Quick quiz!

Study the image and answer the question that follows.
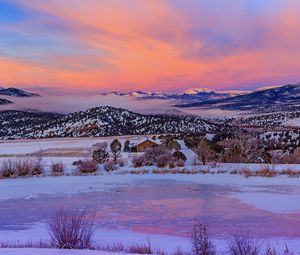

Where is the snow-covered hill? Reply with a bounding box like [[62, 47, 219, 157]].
[[0, 98, 12, 105], [0, 87, 40, 97], [0, 106, 234, 139]]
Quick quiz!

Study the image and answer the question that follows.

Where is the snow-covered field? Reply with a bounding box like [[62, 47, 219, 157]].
[[1, 137, 300, 254]]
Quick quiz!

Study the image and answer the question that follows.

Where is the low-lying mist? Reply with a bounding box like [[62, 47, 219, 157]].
[[0, 95, 175, 115]]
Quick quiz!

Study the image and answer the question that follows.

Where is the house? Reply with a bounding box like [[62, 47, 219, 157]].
[[130, 137, 160, 153]]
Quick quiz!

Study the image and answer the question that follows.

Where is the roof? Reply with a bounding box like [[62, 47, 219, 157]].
[[130, 137, 160, 147]]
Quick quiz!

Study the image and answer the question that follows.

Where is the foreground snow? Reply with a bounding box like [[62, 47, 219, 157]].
[[0, 248, 123, 255]]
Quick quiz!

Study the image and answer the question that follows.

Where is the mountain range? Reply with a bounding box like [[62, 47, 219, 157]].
[[101, 88, 250, 103], [178, 83, 300, 113]]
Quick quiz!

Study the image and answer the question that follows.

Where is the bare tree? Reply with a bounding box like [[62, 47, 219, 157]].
[[144, 145, 171, 166], [221, 133, 266, 163], [194, 139, 214, 165], [192, 223, 215, 255], [228, 234, 260, 255], [47, 209, 95, 249]]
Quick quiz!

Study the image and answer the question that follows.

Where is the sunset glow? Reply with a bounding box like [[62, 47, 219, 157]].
[[1, 0, 300, 93]]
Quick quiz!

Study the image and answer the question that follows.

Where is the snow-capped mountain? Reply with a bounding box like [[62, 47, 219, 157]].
[[101, 88, 250, 103], [184, 88, 250, 96], [0, 87, 40, 97], [0, 106, 234, 139], [179, 83, 300, 113]]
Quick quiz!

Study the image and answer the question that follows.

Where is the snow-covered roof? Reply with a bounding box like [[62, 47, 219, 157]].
[[130, 137, 160, 147]]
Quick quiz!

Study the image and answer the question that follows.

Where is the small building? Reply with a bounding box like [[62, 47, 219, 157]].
[[130, 137, 160, 153]]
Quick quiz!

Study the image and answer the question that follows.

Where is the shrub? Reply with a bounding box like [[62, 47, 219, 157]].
[[173, 151, 187, 161], [176, 160, 185, 167], [16, 160, 32, 177], [78, 159, 98, 174], [228, 234, 260, 255], [127, 242, 153, 254], [47, 209, 95, 249], [280, 169, 299, 178], [133, 156, 145, 168], [31, 156, 44, 176], [284, 148, 300, 164], [144, 146, 170, 166], [73, 160, 83, 166], [92, 142, 109, 164], [169, 161, 176, 169], [51, 162, 64, 176], [156, 152, 174, 168], [104, 161, 116, 172], [192, 223, 215, 255], [256, 167, 277, 177], [0, 159, 16, 178], [195, 139, 214, 165]]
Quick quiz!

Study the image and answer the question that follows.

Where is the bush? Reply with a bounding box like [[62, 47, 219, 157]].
[[228, 234, 260, 255], [132, 156, 145, 168], [127, 242, 153, 254], [78, 159, 98, 174], [103, 161, 116, 172], [176, 160, 185, 167], [144, 146, 170, 166], [92, 142, 109, 164], [51, 162, 64, 176], [192, 223, 215, 255], [47, 209, 95, 249], [156, 154, 171, 168], [73, 160, 83, 166], [0, 159, 16, 178], [16, 160, 32, 177], [31, 156, 44, 176], [173, 151, 187, 161], [284, 148, 300, 164]]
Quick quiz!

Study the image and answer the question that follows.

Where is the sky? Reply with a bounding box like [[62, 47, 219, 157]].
[[1, 0, 300, 94]]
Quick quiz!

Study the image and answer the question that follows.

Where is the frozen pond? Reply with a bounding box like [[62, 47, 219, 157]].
[[1, 176, 300, 243]]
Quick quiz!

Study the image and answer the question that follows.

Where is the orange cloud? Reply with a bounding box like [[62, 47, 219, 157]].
[[2, 0, 300, 93]]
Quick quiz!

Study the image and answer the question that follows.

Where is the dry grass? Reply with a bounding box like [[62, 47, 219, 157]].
[[279, 168, 300, 178], [127, 242, 153, 254], [240, 166, 277, 178], [0, 240, 50, 249]]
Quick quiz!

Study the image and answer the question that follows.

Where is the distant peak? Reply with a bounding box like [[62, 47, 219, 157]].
[[184, 88, 215, 94], [255, 85, 282, 91]]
